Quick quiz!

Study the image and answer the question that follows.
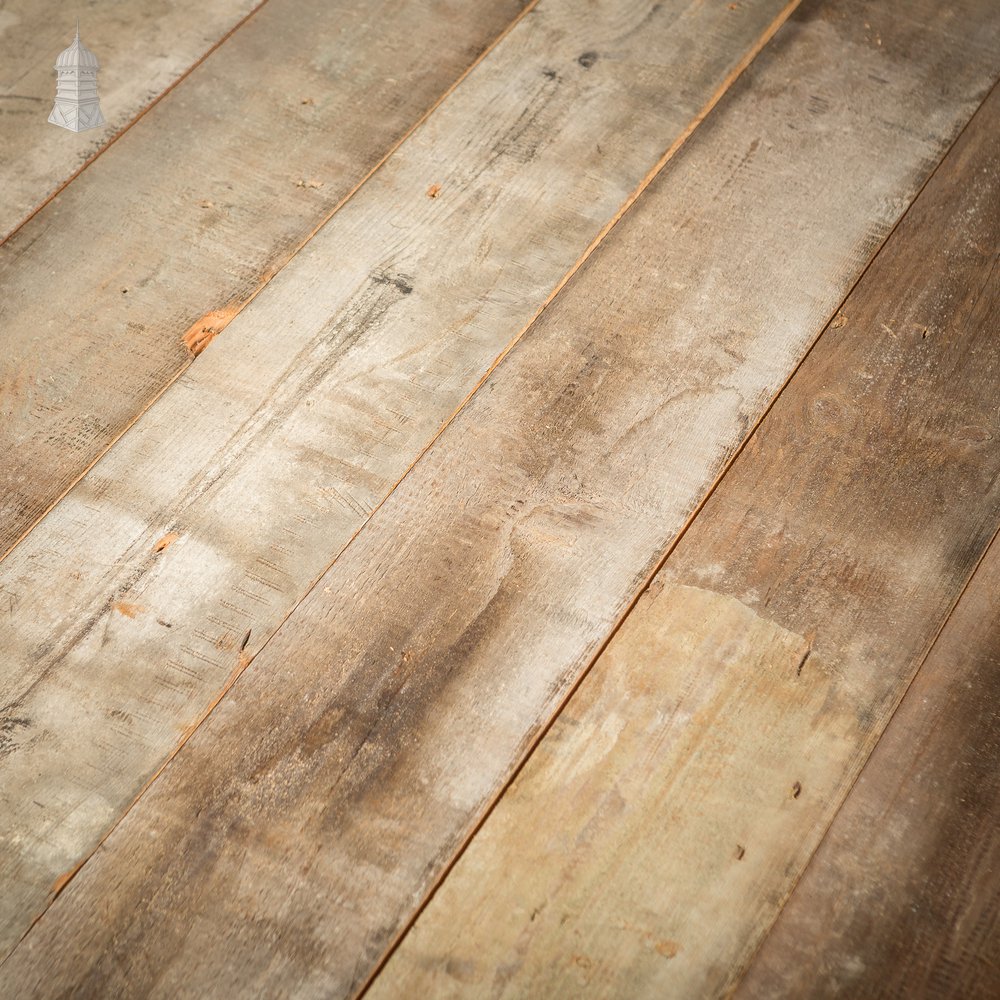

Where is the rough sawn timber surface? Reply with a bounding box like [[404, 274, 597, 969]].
[[0, 0, 801, 964], [3, 1, 997, 997], [0, 0, 530, 561], [369, 77, 1000, 1000], [0, 0, 261, 241], [740, 543, 1000, 996]]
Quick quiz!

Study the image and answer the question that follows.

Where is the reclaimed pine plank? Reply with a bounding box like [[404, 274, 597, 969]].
[[0, 0, 262, 241], [0, 0, 529, 562], [0, 0, 801, 964], [739, 534, 1000, 997], [3, 2, 996, 996], [368, 76, 1000, 999]]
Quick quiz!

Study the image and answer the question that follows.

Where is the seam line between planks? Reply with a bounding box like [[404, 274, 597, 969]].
[[0, 0, 803, 963], [0, 0, 275, 248], [0, 0, 543, 569], [354, 70, 1000, 1000]]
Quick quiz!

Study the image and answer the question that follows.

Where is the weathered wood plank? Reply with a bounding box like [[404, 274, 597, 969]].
[[0, 0, 262, 241], [739, 534, 1000, 998], [368, 76, 1000, 999], [3, 2, 996, 996], [0, 0, 801, 964], [0, 0, 530, 561]]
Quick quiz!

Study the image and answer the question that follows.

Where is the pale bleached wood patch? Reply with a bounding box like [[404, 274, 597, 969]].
[[0, 0, 800, 963], [369, 583, 855, 999], [0, 0, 530, 559]]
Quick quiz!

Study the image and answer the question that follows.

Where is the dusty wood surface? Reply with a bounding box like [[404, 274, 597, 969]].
[[3, 2, 996, 996], [366, 74, 1000, 1000], [0, 0, 800, 964], [372, 583, 838, 999], [0, 0, 262, 241], [0, 0, 529, 562], [739, 537, 1000, 997]]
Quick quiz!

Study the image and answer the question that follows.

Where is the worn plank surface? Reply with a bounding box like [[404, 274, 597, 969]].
[[367, 76, 1000, 999], [0, 0, 262, 241], [3, 1, 996, 996], [0, 0, 800, 963], [739, 533, 1000, 998], [0, 0, 529, 561]]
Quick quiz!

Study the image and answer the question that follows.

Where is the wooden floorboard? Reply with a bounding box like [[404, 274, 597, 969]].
[[0, 0, 801, 965], [0, 0, 261, 241], [2, 1, 996, 996], [0, 0, 529, 562], [364, 75, 1000, 1000], [738, 532, 1000, 998]]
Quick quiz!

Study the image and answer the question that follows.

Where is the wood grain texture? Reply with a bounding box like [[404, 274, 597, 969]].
[[368, 75, 1000, 1000], [739, 535, 1000, 997], [0, 0, 801, 964], [0, 0, 529, 561], [0, 0, 262, 241], [3, 2, 996, 997], [372, 583, 843, 999]]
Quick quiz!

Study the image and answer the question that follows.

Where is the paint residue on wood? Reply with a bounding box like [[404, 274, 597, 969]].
[[153, 532, 180, 553], [112, 601, 145, 619]]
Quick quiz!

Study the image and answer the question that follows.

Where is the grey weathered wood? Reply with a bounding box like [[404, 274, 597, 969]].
[[368, 77, 1000, 1000], [0, 0, 800, 965], [0, 0, 261, 240], [3, 1, 996, 996], [739, 549, 1000, 996], [0, 0, 530, 562]]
